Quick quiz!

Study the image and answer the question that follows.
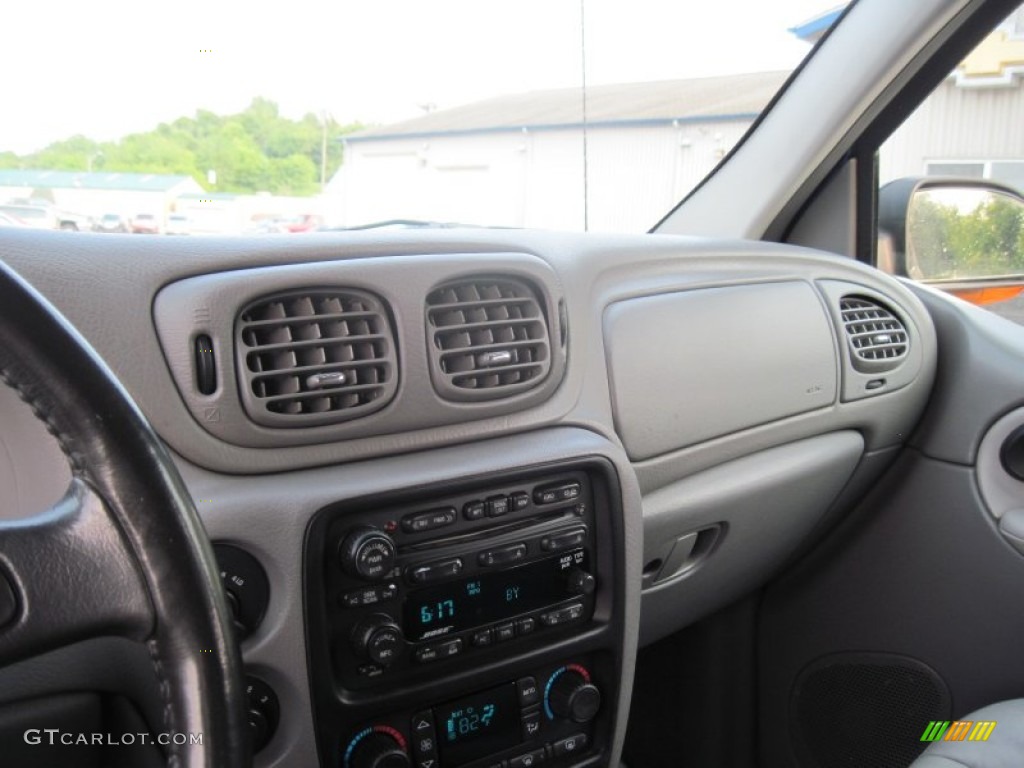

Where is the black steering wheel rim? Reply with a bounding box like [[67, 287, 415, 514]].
[[0, 259, 249, 766]]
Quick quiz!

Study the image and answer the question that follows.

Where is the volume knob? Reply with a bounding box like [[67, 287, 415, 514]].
[[339, 527, 396, 581]]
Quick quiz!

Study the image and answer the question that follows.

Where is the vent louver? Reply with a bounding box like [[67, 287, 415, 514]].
[[236, 290, 397, 426], [426, 278, 551, 400], [839, 296, 909, 371]]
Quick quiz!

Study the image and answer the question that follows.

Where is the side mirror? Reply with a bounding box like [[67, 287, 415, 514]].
[[878, 177, 1024, 281]]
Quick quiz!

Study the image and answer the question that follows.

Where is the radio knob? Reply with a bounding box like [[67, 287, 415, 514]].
[[346, 729, 410, 768], [352, 614, 405, 667], [339, 527, 397, 582], [547, 668, 601, 724], [566, 569, 596, 596]]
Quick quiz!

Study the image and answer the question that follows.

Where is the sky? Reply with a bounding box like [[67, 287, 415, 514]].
[[0, 0, 839, 155]]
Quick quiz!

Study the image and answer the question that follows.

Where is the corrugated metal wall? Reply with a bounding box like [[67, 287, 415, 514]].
[[881, 79, 1024, 183], [333, 119, 748, 232], [331, 78, 1023, 231]]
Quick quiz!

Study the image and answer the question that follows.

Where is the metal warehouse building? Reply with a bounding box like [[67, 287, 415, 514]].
[[328, 71, 787, 233], [329, 6, 1024, 234]]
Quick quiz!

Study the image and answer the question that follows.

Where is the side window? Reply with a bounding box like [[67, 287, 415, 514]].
[[878, 4, 1024, 324]]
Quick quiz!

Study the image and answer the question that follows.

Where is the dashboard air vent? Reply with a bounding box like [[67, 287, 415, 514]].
[[426, 278, 551, 400], [839, 296, 909, 371], [236, 290, 397, 426]]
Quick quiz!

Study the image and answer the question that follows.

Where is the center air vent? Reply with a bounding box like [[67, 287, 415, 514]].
[[839, 296, 909, 372], [236, 290, 397, 427], [426, 278, 551, 401]]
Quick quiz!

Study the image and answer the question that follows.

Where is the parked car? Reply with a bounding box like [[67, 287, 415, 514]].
[[130, 213, 161, 234], [4, 199, 92, 231], [165, 213, 191, 235], [93, 212, 129, 233], [0, 203, 57, 230]]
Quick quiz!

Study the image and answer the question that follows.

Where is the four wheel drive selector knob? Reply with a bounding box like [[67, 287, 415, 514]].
[[546, 666, 602, 723], [339, 527, 397, 581]]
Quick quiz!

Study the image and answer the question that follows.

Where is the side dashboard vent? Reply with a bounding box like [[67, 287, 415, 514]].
[[426, 278, 551, 400], [839, 295, 909, 371], [236, 289, 397, 426]]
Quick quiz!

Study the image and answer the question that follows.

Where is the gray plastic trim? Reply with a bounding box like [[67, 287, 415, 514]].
[[604, 281, 838, 462], [976, 406, 1024, 522], [175, 426, 642, 768], [818, 280, 924, 402], [153, 253, 566, 448], [0, 229, 935, 477], [657, 0, 974, 239], [638, 430, 863, 646], [909, 281, 1024, 466]]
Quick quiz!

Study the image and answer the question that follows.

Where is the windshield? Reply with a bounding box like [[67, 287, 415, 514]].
[[1, 0, 831, 235]]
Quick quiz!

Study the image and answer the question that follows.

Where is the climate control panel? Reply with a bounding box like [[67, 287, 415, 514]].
[[341, 660, 602, 768]]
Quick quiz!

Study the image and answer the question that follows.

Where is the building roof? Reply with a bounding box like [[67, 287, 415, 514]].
[[348, 71, 791, 142], [0, 169, 200, 192]]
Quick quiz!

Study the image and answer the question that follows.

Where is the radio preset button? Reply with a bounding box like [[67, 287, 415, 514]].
[[414, 646, 440, 664], [478, 543, 527, 567], [463, 500, 486, 521], [517, 677, 540, 707], [510, 492, 530, 511], [402, 507, 457, 534], [533, 482, 581, 506], [357, 663, 384, 678], [516, 617, 536, 635], [414, 638, 462, 664], [540, 528, 586, 553], [540, 602, 584, 627], [407, 558, 463, 585], [486, 495, 510, 517], [341, 582, 398, 609], [495, 623, 515, 642], [471, 628, 493, 647]]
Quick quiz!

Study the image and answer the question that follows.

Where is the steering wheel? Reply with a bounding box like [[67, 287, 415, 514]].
[[0, 259, 248, 766]]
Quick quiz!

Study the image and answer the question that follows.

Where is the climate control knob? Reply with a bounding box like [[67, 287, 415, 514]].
[[339, 527, 396, 581], [351, 614, 405, 667], [345, 727, 410, 768], [546, 666, 601, 723]]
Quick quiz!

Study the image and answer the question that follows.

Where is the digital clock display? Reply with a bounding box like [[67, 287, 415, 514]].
[[403, 549, 587, 641], [434, 683, 520, 766]]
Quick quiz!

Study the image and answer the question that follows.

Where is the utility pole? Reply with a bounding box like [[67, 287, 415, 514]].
[[320, 110, 328, 192]]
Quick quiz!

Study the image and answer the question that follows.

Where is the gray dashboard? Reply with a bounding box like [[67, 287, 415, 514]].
[[0, 227, 937, 767]]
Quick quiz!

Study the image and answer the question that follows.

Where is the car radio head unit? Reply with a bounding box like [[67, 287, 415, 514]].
[[304, 462, 621, 768]]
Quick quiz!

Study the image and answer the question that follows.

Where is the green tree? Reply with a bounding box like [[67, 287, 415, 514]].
[[1, 98, 366, 196]]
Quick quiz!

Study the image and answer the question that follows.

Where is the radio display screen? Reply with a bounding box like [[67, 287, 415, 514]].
[[404, 549, 586, 642], [434, 683, 520, 766]]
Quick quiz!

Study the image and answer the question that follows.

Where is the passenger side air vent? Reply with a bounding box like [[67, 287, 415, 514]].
[[839, 296, 909, 372], [426, 278, 551, 401], [236, 290, 397, 426]]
